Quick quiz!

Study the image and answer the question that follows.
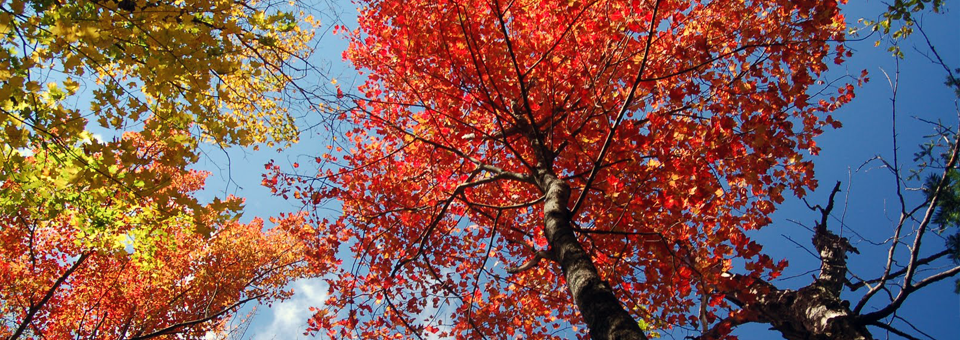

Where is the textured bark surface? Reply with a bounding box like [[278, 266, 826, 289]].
[[722, 184, 872, 340], [537, 170, 647, 340], [727, 279, 872, 340]]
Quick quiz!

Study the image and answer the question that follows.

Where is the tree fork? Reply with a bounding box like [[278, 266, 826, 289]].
[[719, 183, 872, 340]]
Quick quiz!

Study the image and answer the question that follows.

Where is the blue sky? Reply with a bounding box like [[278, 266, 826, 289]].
[[196, 0, 960, 338], [746, 1, 960, 339]]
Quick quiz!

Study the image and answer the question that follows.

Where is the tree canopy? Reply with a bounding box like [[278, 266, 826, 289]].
[[273, 0, 857, 338], [0, 0, 321, 337], [4, 0, 958, 339]]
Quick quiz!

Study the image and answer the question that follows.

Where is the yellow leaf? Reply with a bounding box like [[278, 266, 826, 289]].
[[81, 25, 100, 39], [0, 13, 11, 35], [63, 78, 79, 93]]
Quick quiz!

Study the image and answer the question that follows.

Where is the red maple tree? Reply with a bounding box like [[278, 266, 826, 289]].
[[0, 132, 312, 339], [275, 0, 856, 338]]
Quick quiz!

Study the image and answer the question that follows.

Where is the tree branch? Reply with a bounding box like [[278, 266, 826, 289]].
[[847, 249, 950, 291], [811, 182, 858, 295], [10, 252, 91, 340], [866, 320, 923, 340], [505, 250, 556, 274], [570, 0, 662, 217], [858, 131, 960, 321], [126, 294, 265, 340]]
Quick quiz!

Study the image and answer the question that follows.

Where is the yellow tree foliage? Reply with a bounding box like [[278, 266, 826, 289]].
[[0, 0, 320, 337]]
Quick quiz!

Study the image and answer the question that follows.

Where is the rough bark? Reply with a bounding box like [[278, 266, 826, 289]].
[[536, 169, 647, 340], [725, 277, 871, 340], [720, 183, 872, 340]]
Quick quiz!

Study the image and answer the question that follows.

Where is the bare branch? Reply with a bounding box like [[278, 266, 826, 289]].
[[865, 320, 923, 340], [859, 131, 960, 321], [125, 294, 265, 340], [909, 265, 960, 293], [855, 60, 908, 314], [847, 249, 950, 291]]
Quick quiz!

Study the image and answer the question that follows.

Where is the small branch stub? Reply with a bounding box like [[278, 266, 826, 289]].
[[506, 250, 556, 274]]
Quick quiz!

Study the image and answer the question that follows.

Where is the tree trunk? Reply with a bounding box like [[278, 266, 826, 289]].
[[537, 169, 647, 340]]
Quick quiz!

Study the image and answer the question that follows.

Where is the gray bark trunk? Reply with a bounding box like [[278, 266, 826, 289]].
[[537, 170, 647, 340]]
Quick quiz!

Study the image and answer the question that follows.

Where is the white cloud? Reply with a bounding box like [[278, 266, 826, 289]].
[[204, 329, 228, 340], [250, 278, 329, 340]]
